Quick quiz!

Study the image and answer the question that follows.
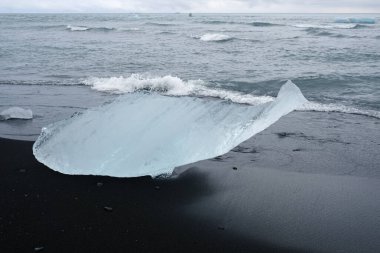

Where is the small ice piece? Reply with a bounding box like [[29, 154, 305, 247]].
[[0, 107, 33, 120], [334, 18, 375, 24], [33, 81, 307, 178]]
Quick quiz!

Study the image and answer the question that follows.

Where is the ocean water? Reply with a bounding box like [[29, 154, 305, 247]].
[[0, 13, 379, 139]]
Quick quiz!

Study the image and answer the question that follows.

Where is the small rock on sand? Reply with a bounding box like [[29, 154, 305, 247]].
[[34, 246, 44, 252]]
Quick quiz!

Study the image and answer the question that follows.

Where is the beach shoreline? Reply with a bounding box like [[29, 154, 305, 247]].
[[0, 137, 305, 253], [1, 12, 379, 253], [1, 111, 379, 253]]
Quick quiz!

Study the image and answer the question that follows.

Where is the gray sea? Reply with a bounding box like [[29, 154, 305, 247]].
[[0, 13, 379, 139]]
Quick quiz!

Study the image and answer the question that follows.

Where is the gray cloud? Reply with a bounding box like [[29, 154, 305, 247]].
[[0, 0, 379, 13]]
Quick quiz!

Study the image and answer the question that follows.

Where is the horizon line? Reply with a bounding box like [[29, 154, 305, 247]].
[[0, 12, 379, 14]]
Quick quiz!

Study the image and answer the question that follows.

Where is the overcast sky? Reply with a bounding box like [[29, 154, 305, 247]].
[[0, 0, 379, 13]]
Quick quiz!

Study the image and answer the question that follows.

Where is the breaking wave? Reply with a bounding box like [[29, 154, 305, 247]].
[[83, 74, 380, 119], [118, 27, 140, 31], [66, 25, 89, 31], [83, 74, 273, 105], [66, 25, 141, 32], [199, 33, 233, 42], [200, 20, 281, 27], [66, 25, 116, 32]]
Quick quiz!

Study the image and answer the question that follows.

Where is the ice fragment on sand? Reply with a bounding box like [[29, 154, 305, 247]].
[[0, 107, 33, 120], [33, 81, 307, 178]]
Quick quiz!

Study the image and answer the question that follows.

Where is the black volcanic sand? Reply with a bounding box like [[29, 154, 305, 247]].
[[1, 111, 380, 253], [0, 140, 303, 253]]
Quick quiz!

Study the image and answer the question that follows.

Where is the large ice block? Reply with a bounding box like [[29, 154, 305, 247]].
[[33, 81, 307, 177]]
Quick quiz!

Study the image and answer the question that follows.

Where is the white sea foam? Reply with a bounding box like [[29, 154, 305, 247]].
[[200, 33, 233, 42], [33, 81, 306, 178], [300, 101, 380, 119], [66, 25, 89, 31], [84, 74, 380, 119], [66, 25, 116, 32], [118, 27, 140, 31], [83, 74, 274, 105], [0, 107, 33, 120]]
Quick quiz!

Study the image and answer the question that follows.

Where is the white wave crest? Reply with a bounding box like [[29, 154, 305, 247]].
[[83, 74, 274, 105], [200, 33, 233, 42], [66, 25, 117, 32], [66, 25, 89, 31], [118, 27, 140, 31], [83, 75, 380, 119], [300, 101, 380, 119]]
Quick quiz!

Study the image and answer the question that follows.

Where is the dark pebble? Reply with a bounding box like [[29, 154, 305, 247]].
[[232, 167, 237, 170]]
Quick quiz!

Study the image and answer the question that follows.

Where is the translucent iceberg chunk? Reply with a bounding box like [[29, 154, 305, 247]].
[[0, 107, 33, 120], [334, 18, 375, 24], [33, 81, 307, 178]]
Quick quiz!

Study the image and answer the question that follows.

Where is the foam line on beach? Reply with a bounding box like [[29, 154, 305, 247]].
[[83, 74, 274, 105], [83, 75, 380, 119]]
